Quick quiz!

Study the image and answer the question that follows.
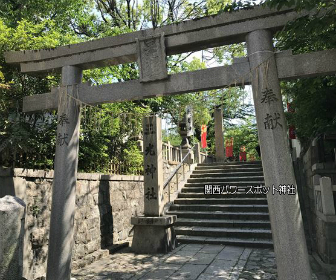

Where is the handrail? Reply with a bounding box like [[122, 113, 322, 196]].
[[163, 146, 194, 190], [162, 142, 181, 161]]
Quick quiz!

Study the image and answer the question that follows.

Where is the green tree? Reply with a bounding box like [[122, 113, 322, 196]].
[[1, 0, 257, 171], [262, 0, 336, 150], [225, 119, 259, 161], [0, 19, 76, 168]]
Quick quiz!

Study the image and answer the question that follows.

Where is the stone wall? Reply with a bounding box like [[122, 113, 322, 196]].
[[296, 142, 336, 265], [0, 168, 144, 280]]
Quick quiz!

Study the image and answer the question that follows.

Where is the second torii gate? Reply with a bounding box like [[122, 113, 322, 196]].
[[5, 5, 336, 280]]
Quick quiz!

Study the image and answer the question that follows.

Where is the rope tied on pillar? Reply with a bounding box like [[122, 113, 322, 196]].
[[248, 50, 274, 57]]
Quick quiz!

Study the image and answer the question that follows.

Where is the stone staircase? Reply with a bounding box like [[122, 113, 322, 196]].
[[166, 161, 273, 248]]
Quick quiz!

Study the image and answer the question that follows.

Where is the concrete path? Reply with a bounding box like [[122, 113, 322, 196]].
[[72, 244, 330, 280]]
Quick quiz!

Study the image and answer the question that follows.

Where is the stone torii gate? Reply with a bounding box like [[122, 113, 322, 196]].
[[5, 5, 336, 280]]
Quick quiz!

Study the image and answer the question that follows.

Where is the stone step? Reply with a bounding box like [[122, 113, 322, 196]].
[[196, 165, 262, 170], [170, 204, 269, 212], [193, 168, 264, 174], [176, 235, 273, 248], [174, 198, 268, 205], [168, 161, 272, 249], [198, 161, 262, 166], [178, 192, 266, 198], [175, 218, 271, 229], [187, 176, 265, 183], [175, 226, 272, 239], [166, 210, 270, 220], [190, 171, 264, 178]]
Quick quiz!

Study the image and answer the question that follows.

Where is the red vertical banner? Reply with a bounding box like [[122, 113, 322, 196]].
[[287, 102, 296, 139], [201, 125, 207, 148], [287, 102, 294, 113], [226, 137, 233, 158], [289, 125, 296, 139], [239, 146, 247, 161]]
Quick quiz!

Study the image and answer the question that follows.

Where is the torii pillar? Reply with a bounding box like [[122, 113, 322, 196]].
[[246, 29, 312, 280], [46, 66, 82, 280], [214, 108, 226, 162]]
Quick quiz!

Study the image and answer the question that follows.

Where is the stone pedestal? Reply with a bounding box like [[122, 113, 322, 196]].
[[214, 108, 226, 162], [131, 216, 177, 254], [246, 29, 312, 280], [181, 143, 194, 164], [0, 195, 26, 280]]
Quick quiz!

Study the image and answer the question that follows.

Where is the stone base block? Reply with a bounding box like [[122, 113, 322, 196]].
[[131, 215, 177, 254]]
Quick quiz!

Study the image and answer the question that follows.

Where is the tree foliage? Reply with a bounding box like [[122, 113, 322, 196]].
[[1, 0, 260, 171], [225, 119, 259, 160], [261, 0, 336, 150]]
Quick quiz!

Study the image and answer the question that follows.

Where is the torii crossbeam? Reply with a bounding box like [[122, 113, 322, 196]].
[[19, 48, 336, 113]]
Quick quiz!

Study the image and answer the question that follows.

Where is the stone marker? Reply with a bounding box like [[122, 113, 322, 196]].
[[142, 116, 164, 216], [214, 108, 225, 162], [131, 116, 176, 253], [46, 66, 82, 280], [246, 29, 312, 280], [0, 195, 26, 280]]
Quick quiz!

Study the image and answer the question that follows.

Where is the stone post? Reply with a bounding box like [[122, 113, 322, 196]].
[[167, 141, 172, 162], [246, 29, 312, 280], [46, 66, 82, 280], [214, 108, 225, 162], [131, 116, 176, 253], [0, 196, 26, 280], [319, 177, 336, 215]]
